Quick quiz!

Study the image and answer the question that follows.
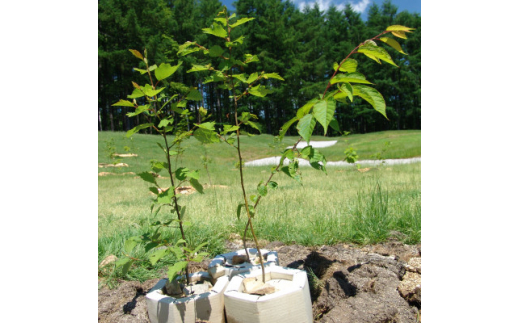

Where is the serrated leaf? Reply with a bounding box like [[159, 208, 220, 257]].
[[168, 261, 189, 282], [244, 54, 259, 64], [297, 99, 319, 120], [353, 85, 387, 119], [391, 31, 408, 39], [124, 237, 140, 254], [155, 62, 182, 81], [331, 73, 373, 85], [257, 184, 267, 197], [222, 124, 239, 134], [333, 59, 358, 73], [186, 170, 199, 180], [186, 88, 203, 101], [386, 25, 415, 32], [248, 85, 272, 97], [279, 117, 298, 139], [246, 72, 258, 84], [175, 167, 189, 181], [297, 114, 316, 144], [245, 121, 261, 132], [267, 181, 278, 189], [158, 118, 173, 128], [141, 84, 166, 97], [339, 83, 354, 102], [194, 127, 220, 144], [138, 172, 157, 185], [112, 99, 135, 107], [149, 248, 169, 266], [129, 49, 143, 60], [358, 44, 397, 67], [230, 17, 255, 28], [116, 258, 134, 276], [330, 118, 340, 132], [187, 64, 211, 73], [127, 88, 145, 99], [209, 45, 225, 57], [127, 123, 153, 137], [379, 37, 407, 55], [157, 187, 175, 204], [127, 105, 149, 117], [312, 99, 336, 135], [202, 23, 227, 38], [262, 73, 284, 81], [190, 178, 204, 194], [133, 68, 148, 75], [214, 17, 227, 26]]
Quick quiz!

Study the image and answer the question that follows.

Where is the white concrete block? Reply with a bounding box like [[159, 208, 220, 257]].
[[146, 272, 229, 323]]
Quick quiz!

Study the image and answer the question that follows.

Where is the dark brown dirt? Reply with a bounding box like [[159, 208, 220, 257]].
[[98, 241, 421, 323]]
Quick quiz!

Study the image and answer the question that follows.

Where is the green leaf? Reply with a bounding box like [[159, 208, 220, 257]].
[[330, 73, 373, 85], [133, 68, 148, 75], [267, 181, 278, 190], [230, 17, 255, 28], [297, 114, 316, 144], [168, 261, 189, 282], [379, 37, 407, 55], [144, 242, 159, 253], [330, 118, 340, 132], [214, 17, 227, 26], [232, 74, 248, 83], [127, 105, 150, 117], [186, 89, 203, 101], [353, 85, 387, 119], [193, 127, 220, 144], [279, 117, 298, 139], [127, 123, 153, 137], [312, 99, 336, 135], [236, 204, 244, 220], [186, 170, 199, 180], [115, 258, 134, 276], [357, 44, 398, 67], [244, 54, 259, 64], [209, 45, 225, 57], [246, 72, 258, 84], [262, 73, 284, 81], [245, 121, 261, 132], [129, 49, 143, 60], [257, 184, 267, 197], [138, 172, 157, 185], [127, 88, 146, 99], [339, 83, 354, 102], [157, 187, 175, 204], [190, 178, 204, 194], [202, 23, 227, 38], [333, 59, 358, 73], [158, 118, 173, 128], [222, 124, 239, 134], [141, 84, 166, 97], [248, 85, 272, 97], [112, 99, 135, 107], [149, 248, 169, 266], [386, 25, 415, 32], [187, 64, 211, 73], [175, 167, 189, 181], [124, 237, 140, 254], [297, 98, 319, 119], [154, 62, 182, 81], [197, 122, 216, 131]]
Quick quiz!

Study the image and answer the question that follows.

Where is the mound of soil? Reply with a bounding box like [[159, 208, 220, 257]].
[[98, 241, 421, 323]]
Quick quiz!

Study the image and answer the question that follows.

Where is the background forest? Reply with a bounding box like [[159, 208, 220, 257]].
[[98, 0, 421, 135]]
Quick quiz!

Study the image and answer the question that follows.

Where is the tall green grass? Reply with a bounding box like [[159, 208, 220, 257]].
[[98, 131, 420, 282]]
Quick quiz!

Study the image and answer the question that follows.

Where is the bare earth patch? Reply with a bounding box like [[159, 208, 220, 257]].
[[98, 241, 421, 323]]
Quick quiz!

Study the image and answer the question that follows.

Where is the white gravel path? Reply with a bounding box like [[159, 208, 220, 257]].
[[287, 140, 338, 149], [244, 156, 421, 167]]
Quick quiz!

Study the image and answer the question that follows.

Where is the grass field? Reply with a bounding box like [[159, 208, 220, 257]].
[[98, 130, 420, 282]]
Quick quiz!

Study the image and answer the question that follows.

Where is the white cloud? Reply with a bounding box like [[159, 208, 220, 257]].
[[349, 0, 370, 14]]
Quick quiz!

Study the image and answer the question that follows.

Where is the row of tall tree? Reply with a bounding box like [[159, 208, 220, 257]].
[[99, 0, 421, 135]]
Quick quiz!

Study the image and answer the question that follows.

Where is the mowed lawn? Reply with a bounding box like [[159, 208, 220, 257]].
[[98, 130, 421, 282]]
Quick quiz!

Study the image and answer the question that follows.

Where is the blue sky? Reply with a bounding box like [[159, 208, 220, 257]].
[[220, 0, 421, 21]]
